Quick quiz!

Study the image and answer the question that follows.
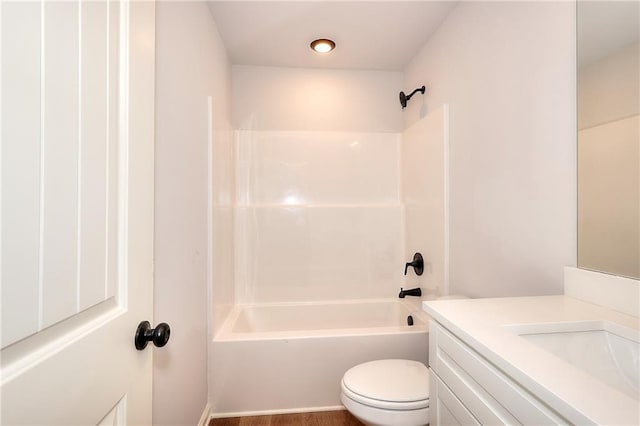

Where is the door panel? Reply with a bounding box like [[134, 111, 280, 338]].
[[97, 397, 127, 426], [2, 0, 118, 348], [1, 1, 155, 424], [40, 0, 81, 330], [0, 0, 42, 348], [79, 0, 109, 311]]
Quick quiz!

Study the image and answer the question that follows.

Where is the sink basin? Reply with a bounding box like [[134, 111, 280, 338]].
[[507, 321, 640, 399]]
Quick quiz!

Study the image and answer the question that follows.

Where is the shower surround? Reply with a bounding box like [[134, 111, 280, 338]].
[[208, 65, 449, 416], [234, 130, 404, 304], [210, 128, 421, 417]]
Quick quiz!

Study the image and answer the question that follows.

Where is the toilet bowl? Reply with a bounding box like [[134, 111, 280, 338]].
[[340, 296, 468, 425], [340, 359, 430, 426]]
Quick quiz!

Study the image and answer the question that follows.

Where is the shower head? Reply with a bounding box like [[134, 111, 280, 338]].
[[399, 85, 426, 109], [399, 91, 408, 109]]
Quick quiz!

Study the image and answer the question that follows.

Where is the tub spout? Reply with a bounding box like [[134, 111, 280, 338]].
[[398, 287, 422, 298]]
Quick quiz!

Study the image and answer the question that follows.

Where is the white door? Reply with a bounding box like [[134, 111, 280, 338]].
[[1, 1, 156, 424]]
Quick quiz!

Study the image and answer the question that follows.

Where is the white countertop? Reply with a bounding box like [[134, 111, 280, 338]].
[[423, 295, 640, 425]]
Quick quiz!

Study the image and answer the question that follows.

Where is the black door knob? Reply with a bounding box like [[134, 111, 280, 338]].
[[135, 321, 170, 350]]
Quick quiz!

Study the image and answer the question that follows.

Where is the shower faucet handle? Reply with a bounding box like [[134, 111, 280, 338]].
[[404, 252, 424, 276]]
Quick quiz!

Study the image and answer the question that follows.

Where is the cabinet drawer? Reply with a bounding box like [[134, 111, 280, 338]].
[[430, 369, 480, 426], [431, 333, 519, 424], [430, 321, 566, 425]]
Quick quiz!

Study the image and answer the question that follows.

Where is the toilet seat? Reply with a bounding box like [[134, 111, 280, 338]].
[[342, 380, 429, 410], [341, 359, 429, 410]]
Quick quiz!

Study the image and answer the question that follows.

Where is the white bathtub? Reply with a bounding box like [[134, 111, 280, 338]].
[[210, 299, 429, 417]]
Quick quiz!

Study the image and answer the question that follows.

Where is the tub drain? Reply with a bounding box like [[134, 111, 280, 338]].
[[407, 315, 414, 326]]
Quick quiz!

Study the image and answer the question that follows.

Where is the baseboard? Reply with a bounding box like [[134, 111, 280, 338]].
[[211, 405, 345, 419], [198, 402, 212, 426]]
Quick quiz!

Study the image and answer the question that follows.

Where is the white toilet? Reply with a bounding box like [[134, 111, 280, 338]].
[[340, 359, 430, 426]]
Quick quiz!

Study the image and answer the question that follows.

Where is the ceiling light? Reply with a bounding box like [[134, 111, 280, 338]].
[[310, 39, 336, 53]]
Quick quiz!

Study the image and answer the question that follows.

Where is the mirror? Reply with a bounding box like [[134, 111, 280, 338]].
[[577, 1, 639, 279]]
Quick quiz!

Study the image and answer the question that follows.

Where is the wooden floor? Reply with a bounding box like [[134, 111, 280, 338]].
[[209, 410, 364, 426]]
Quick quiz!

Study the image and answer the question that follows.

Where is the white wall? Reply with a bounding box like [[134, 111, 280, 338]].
[[578, 43, 639, 130], [155, 2, 232, 424], [232, 65, 403, 132], [403, 2, 577, 297]]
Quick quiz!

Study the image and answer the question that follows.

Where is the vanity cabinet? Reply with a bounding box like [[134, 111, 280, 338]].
[[428, 321, 568, 426]]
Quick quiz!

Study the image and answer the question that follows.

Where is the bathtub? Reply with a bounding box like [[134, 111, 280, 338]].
[[210, 299, 429, 417]]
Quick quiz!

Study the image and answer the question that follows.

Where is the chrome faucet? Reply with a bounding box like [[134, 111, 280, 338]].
[[398, 287, 422, 298]]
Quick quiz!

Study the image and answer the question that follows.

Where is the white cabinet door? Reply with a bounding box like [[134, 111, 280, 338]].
[[430, 372, 480, 426], [1, 1, 156, 424]]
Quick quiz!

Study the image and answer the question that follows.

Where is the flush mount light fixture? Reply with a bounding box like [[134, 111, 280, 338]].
[[310, 38, 336, 53]]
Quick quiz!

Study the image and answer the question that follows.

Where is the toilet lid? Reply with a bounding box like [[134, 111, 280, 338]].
[[342, 359, 429, 404]]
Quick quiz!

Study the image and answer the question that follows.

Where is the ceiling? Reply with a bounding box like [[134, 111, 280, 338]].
[[207, 1, 458, 71], [577, 1, 639, 68]]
